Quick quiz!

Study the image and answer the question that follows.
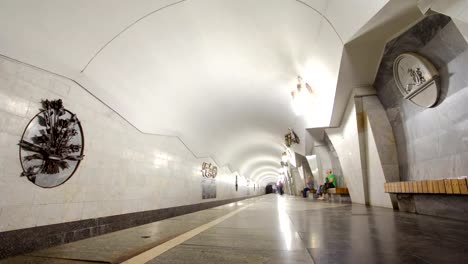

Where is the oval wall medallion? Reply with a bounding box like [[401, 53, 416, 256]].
[[19, 99, 84, 188], [393, 52, 439, 107]]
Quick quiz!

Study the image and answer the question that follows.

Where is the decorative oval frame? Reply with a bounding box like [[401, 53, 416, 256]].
[[393, 52, 439, 108], [19, 108, 85, 188]]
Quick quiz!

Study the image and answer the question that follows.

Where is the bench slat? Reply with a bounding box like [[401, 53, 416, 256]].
[[385, 179, 468, 195], [427, 181, 434, 193], [444, 180, 453, 194], [459, 179, 468, 195], [438, 180, 446, 194], [422, 181, 428, 193], [451, 179, 460, 194], [433, 180, 440, 193]]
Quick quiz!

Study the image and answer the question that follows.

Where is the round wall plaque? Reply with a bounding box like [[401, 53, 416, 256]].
[[393, 53, 439, 107], [19, 99, 84, 188]]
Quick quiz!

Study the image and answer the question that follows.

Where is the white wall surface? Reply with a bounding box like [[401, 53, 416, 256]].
[[324, 93, 397, 207], [326, 97, 366, 204], [312, 146, 332, 186], [0, 57, 260, 232], [0, 0, 394, 185], [365, 115, 393, 208]]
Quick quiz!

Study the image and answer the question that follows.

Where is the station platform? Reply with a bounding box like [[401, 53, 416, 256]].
[[2, 195, 467, 264]]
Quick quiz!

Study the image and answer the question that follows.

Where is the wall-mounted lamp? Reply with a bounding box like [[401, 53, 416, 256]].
[[281, 151, 289, 162]]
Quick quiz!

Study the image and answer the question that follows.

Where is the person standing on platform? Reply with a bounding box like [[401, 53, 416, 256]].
[[278, 181, 284, 195]]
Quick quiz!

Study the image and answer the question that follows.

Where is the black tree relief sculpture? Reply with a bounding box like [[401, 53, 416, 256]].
[[19, 99, 84, 187]]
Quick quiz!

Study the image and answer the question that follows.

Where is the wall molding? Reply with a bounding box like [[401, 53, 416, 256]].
[[0, 54, 227, 170]]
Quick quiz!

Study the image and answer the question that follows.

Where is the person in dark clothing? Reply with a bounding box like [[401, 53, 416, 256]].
[[302, 176, 314, 198], [278, 181, 284, 195]]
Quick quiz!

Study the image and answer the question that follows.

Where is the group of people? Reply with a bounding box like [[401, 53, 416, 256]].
[[303, 169, 336, 200], [277, 169, 336, 198]]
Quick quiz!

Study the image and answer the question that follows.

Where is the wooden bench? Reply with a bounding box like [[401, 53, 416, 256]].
[[308, 187, 350, 202], [327, 188, 350, 195], [310, 187, 349, 194], [384, 178, 468, 195]]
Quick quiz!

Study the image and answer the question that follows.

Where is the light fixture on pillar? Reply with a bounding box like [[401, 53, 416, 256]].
[[281, 151, 289, 162], [291, 76, 313, 115], [284, 128, 300, 147], [280, 161, 288, 168]]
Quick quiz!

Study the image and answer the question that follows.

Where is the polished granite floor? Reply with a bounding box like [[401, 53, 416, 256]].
[[2, 195, 467, 263]]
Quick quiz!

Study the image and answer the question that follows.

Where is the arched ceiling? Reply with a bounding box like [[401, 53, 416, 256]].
[[0, 0, 392, 186]]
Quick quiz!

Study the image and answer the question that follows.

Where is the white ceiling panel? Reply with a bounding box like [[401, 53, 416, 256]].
[[0, 0, 392, 185]]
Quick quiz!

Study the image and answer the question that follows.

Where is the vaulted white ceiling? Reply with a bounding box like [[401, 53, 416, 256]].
[[0, 0, 392, 185]]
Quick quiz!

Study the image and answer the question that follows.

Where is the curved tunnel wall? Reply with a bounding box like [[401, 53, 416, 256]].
[[0, 56, 262, 234]]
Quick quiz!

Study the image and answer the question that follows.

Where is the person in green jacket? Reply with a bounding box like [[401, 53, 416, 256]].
[[317, 170, 336, 200]]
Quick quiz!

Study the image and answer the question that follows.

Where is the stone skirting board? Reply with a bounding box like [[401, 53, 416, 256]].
[[0, 195, 260, 259], [396, 194, 468, 221]]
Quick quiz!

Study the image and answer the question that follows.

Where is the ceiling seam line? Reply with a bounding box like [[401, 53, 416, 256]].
[[0, 53, 227, 168], [80, 0, 188, 73], [82, 0, 343, 72], [295, 0, 344, 45]]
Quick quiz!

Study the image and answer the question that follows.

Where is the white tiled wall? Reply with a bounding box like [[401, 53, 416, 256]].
[[0, 57, 260, 232]]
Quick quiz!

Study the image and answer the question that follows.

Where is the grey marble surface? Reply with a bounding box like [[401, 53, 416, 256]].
[[150, 244, 314, 264], [373, 14, 468, 220], [3, 195, 468, 264], [0, 199, 260, 263], [374, 14, 468, 181], [0, 196, 252, 260], [151, 195, 467, 264], [0, 256, 91, 264]]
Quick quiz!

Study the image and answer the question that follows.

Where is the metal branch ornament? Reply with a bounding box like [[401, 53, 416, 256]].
[[19, 99, 84, 188], [284, 128, 300, 147], [201, 162, 218, 178]]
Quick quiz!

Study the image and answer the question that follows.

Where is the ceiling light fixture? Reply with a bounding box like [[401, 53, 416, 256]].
[[284, 128, 300, 147], [291, 76, 313, 115], [281, 151, 289, 162]]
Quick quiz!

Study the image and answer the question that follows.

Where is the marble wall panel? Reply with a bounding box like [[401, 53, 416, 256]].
[[375, 14, 468, 181], [0, 56, 260, 233], [374, 14, 468, 219], [326, 96, 366, 204], [313, 145, 332, 187], [365, 116, 393, 208]]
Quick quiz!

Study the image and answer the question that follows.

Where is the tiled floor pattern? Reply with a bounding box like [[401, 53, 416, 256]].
[[2, 195, 468, 263]]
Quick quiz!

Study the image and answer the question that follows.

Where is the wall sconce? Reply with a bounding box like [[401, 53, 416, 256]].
[[291, 76, 313, 115], [281, 151, 289, 162]]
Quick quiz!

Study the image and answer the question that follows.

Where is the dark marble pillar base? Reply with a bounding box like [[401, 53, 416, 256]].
[[397, 194, 416, 213]]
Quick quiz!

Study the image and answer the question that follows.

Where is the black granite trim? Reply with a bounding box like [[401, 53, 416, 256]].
[[0, 196, 261, 259]]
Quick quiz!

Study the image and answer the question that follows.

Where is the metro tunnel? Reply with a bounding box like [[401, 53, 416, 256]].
[[0, 1, 467, 263]]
